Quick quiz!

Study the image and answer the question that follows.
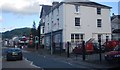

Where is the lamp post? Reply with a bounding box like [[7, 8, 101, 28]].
[[50, 6, 54, 55], [51, 27, 53, 55], [98, 36, 102, 62]]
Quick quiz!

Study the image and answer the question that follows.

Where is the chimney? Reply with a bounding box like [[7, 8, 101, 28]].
[[52, 2, 59, 8]]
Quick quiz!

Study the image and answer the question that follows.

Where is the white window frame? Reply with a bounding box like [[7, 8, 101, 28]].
[[75, 17, 80, 26], [97, 19, 102, 27]]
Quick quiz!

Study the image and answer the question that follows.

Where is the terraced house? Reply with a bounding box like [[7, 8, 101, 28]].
[[39, 1, 112, 51]]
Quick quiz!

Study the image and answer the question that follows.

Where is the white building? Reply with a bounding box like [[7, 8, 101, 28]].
[[39, 1, 112, 51], [111, 15, 120, 40]]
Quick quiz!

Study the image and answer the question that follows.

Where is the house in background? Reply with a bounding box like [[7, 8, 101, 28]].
[[39, 1, 112, 52], [111, 15, 120, 40], [39, 5, 52, 48]]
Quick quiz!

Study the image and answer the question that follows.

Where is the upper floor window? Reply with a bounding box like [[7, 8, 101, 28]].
[[97, 19, 102, 27], [75, 5, 80, 13], [75, 18, 80, 26], [97, 8, 101, 15]]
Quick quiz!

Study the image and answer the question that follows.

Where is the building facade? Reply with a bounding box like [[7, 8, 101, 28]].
[[39, 2, 112, 51], [111, 15, 120, 40]]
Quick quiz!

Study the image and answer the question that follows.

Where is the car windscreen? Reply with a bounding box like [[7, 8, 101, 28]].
[[7, 48, 21, 52]]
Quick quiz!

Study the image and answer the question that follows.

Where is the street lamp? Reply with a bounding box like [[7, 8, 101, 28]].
[[50, 6, 54, 55], [51, 21, 53, 55]]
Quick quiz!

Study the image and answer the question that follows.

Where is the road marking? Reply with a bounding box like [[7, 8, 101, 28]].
[[44, 56, 46, 58], [68, 62, 73, 65], [24, 57, 41, 68]]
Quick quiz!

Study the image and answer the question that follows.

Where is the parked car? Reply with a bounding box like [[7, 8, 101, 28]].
[[104, 45, 120, 63], [93, 43, 105, 53], [103, 40, 120, 51], [72, 42, 94, 54], [6, 48, 23, 61]]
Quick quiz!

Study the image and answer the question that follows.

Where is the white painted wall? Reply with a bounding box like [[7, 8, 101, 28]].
[[62, 3, 111, 48], [44, 4, 64, 34], [44, 3, 111, 49]]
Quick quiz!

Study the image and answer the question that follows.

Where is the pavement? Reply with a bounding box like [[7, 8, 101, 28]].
[[24, 47, 120, 69]]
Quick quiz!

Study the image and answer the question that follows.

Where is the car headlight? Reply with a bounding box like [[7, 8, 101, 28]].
[[114, 55, 120, 57]]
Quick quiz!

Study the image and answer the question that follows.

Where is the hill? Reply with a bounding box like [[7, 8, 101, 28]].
[[2, 27, 31, 39]]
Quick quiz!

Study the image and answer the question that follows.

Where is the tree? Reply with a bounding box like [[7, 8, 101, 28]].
[[31, 21, 37, 37], [33, 21, 36, 29], [29, 21, 38, 48]]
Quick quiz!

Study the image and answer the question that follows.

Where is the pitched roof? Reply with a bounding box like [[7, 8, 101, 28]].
[[111, 15, 120, 21], [40, 5, 52, 18], [40, 1, 111, 18], [65, 2, 112, 9], [112, 29, 120, 33]]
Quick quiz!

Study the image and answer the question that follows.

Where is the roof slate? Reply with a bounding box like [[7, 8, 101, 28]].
[[40, 2, 112, 18]]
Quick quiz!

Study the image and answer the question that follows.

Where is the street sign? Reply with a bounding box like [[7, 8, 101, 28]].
[[35, 36, 39, 43]]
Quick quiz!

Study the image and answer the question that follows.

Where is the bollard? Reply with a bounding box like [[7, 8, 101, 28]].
[[67, 42, 70, 58], [98, 39, 102, 62], [82, 40, 86, 61]]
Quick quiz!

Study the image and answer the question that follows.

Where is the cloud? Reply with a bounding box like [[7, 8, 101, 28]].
[[1, 0, 119, 15], [0, 0, 55, 15]]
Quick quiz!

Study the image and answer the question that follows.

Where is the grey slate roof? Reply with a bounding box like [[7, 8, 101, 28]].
[[40, 5, 52, 18], [40, 2, 112, 18], [65, 2, 112, 9], [111, 15, 120, 21]]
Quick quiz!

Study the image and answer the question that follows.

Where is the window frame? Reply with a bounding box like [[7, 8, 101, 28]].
[[97, 19, 102, 27], [98, 34, 102, 40], [75, 17, 80, 26], [71, 34, 74, 42], [97, 8, 101, 15]]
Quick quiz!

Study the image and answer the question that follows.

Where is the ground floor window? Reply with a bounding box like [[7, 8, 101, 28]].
[[45, 36, 50, 48], [98, 34, 102, 40], [71, 34, 84, 42]]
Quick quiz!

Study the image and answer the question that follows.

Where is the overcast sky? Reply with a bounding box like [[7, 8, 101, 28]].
[[0, 0, 119, 32]]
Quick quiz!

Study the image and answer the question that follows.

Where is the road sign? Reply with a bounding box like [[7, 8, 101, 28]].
[[35, 36, 39, 43]]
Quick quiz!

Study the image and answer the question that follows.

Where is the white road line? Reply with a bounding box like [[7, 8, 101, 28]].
[[23, 57, 41, 68]]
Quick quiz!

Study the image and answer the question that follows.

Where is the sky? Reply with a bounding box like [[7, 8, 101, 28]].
[[0, 0, 119, 32]]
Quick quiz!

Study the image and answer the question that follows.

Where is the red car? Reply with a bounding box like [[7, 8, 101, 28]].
[[103, 40, 120, 51], [104, 45, 120, 63]]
